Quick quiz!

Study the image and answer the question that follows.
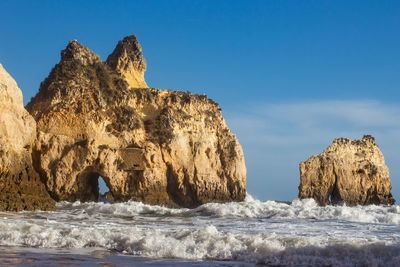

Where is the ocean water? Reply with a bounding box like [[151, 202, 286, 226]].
[[0, 195, 399, 266]]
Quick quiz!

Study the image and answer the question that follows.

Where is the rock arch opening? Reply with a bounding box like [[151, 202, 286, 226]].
[[98, 176, 113, 202], [99, 176, 108, 195], [76, 170, 114, 202]]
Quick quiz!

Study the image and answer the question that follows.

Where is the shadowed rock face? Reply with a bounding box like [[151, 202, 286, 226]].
[[298, 135, 395, 206], [27, 36, 246, 207], [0, 64, 55, 211]]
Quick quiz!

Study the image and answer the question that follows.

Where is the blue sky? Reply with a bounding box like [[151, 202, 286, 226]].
[[1, 1, 399, 201]]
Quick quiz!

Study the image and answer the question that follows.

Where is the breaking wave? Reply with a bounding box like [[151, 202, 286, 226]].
[[59, 194, 400, 224], [0, 195, 399, 265]]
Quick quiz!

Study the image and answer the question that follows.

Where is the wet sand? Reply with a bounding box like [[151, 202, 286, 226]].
[[0, 247, 251, 267]]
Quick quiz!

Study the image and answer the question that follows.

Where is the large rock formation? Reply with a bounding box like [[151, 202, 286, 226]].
[[27, 35, 246, 207], [298, 135, 394, 206], [0, 64, 55, 211]]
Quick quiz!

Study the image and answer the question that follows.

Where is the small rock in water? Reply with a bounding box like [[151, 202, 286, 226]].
[[298, 135, 395, 206]]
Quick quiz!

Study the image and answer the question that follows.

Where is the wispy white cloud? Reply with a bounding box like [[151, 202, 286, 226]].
[[224, 100, 400, 201], [227, 100, 400, 146], [264, 100, 400, 128]]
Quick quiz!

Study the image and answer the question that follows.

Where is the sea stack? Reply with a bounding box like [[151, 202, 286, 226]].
[[26, 35, 246, 207], [298, 135, 395, 206], [0, 64, 55, 211]]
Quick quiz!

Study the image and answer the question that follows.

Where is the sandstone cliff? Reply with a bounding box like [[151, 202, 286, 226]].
[[298, 135, 394, 206], [0, 64, 55, 211], [27, 35, 246, 207]]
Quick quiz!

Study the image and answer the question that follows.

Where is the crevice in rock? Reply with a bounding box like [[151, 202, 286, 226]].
[[165, 163, 180, 206], [329, 165, 341, 205], [165, 163, 200, 208], [31, 147, 58, 200]]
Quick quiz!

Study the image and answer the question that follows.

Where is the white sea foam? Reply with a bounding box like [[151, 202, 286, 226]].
[[0, 195, 399, 265], [58, 194, 400, 225]]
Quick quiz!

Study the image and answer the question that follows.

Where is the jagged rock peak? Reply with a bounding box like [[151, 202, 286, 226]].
[[25, 40, 106, 119], [298, 135, 394, 206], [107, 35, 146, 71], [61, 40, 101, 65], [106, 35, 148, 88]]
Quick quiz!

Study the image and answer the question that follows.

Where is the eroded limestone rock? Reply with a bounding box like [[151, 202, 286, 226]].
[[27, 36, 246, 207], [0, 64, 55, 211], [106, 35, 148, 88], [298, 135, 394, 206]]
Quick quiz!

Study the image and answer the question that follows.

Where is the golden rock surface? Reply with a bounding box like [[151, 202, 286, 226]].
[[0, 64, 55, 211], [299, 135, 394, 206], [27, 36, 246, 207]]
